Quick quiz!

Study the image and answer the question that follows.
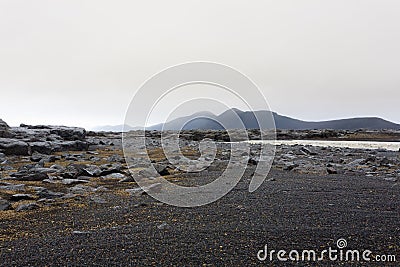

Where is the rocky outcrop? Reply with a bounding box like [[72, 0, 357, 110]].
[[0, 120, 89, 156], [0, 119, 13, 138], [19, 124, 86, 141]]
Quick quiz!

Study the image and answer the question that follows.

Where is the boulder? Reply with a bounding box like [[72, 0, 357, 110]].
[[82, 165, 102, 176], [99, 163, 124, 176], [54, 140, 89, 152], [30, 152, 45, 162], [29, 141, 53, 154], [36, 189, 64, 199], [0, 183, 25, 192], [101, 173, 126, 179], [10, 171, 49, 181], [0, 119, 13, 138], [61, 164, 87, 179], [0, 197, 11, 211], [0, 138, 30, 155], [68, 185, 96, 194], [49, 126, 86, 141], [15, 202, 39, 212]]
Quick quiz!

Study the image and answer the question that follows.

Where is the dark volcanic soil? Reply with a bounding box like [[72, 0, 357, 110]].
[[0, 169, 399, 266]]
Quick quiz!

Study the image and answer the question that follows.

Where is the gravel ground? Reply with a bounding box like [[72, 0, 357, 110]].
[[0, 168, 399, 266]]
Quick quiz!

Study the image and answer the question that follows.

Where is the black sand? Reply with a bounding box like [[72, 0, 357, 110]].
[[1, 169, 399, 266]]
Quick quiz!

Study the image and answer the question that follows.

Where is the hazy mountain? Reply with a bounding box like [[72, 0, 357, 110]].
[[148, 109, 400, 131], [91, 124, 141, 132]]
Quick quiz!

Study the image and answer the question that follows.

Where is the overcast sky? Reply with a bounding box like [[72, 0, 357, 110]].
[[0, 0, 399, 129]]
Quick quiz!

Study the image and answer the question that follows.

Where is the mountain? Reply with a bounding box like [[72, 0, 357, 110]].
[[147, 109, 400, 131], [91, 124, 141, 132]]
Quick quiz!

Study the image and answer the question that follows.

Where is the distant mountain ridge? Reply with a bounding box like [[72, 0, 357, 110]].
[[91, 124, 141, 132], [148, 109, 400, 131], [92, 110, 400, 132]]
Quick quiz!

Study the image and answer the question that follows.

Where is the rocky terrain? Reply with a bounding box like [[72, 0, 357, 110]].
[[0, 119, 399, 265], [1, 122, 398, 213]]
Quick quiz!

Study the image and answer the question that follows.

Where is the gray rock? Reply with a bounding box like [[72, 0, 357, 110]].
[[0, 119, 12, 138], [68, 185, 96, 194], [19, 124, 86, 141], [153, 163, 171, 176], [88, 156, 101, 162], [49, 126, 86, 141], [107, 154, 125, 163], [75, 176, 91, 180], [0, 138, 30, 155], [55, 140, 89, 152], [60, 193, 78, 199], [42, 178, 58, 184], [62, 164, 107, 178], [283, 163, 299, 171], [10, 171, 49, 181], [17, 163, 38, 172], [65, 155, 78, 161], [15, 202, 39, 212], [126, 183, 162, 196], [37, 189, 65, 199], [119, 175, 135, 183], [82, 165, 102, 176], [0, 184, 25, 191], [347, 158, 366, 166], [50, 164, 64, 170], [157, 222, 170, 230], [62, 164, 86, 178], [138, 167, 158, 179], [90, 195, 107, 204], [101, 173, 126, 179], [29, 141, 53, 154], [99, 163, 124, 176], [30, 152, 45, 162], [61, 179, 89, 185], [281, 153, 297, 160], [30, 167, 58, 174], [0, 119, 9, 130], [300, 147, 318, 155], [0, 197, 11, 211], [46, 155, 59, 162]]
